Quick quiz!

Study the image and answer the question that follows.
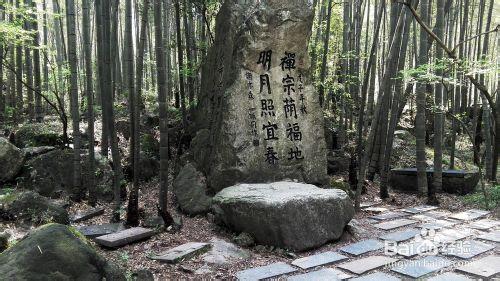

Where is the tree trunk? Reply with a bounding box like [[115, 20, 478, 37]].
[[175, 0, 187, 128], [318, 0, 332, 108]]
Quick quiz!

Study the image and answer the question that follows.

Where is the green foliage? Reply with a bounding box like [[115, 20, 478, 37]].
[[463, 184, 500, 210]]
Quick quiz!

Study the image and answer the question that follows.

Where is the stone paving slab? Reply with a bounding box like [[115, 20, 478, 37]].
[[402, 205, 439, 214], [338, 255, 398, 274], [477, 230, 500, 243], [412, 211, 451, 221], [364, 207, 388, 213], [434, 228, 473, 244], [370, 211, 408, 221], [456, 255, 500, 278], [152, 242, 211, 264], [379, 228, 421, 242], [391, 256, 452, 278], [236, 262, 297, 281], [469, 219, 500, 230], [374, 219, 418, 230], [76, 223, 124, 238], [94, 227, 155, 248], [419, 220, 457, 230], [349, 272, 401, 281], [394, 240, 439, 257], [287, 268, 352, 281], [442, 240, 494, 259], [70, 207, 105, 223], [449, 209, 490, 221], [426, 272, 474, 281], [339, 239, 384, 256], [360, 202, 381, 209], [291, 251, 347, 269]]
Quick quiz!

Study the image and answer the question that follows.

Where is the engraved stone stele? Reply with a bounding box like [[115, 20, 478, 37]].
[[192, 0, 327, 192]]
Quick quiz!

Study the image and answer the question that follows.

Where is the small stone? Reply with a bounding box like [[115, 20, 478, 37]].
[[391, 256, 452, 278], [236, 262, 297, 281], [449, 209, 490, 221], [338, 255, 398, 274], [442, 240, 494, 259], [374, 219, 418, 230], [426, 272, 474, 281], [287, 268, 352, 281], [0, 232, 10, 253], [70, 207, 105, 223], [379, 228, 420, 242], [402, 205, 438, 214], [152, 242, 211, 264], [349, 272, 401, 281], [370, 211, 408, 221], [233, 232, 255, 247], [456, 255, 500, 278], [94, 227, 155, 248], [131, 269, 155, 281], [291, 251, 347, 269], [339, 239, 384, 256], [477, 230, 500, 243]]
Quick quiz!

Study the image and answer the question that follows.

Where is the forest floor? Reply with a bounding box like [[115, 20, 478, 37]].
[[69, 176, 499, 279]]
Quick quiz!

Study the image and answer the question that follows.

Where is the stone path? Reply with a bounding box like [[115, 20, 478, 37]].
[[152, 242, 211, 264], [234, 206, 500, 280]]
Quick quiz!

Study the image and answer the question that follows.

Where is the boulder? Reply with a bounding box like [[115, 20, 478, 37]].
[[0, 137, 25, 182], [19, 149, 114, 202], [0, 232, 9, 253], [14, 123, 63, 148], [173, 163, 212, 215], [0, 223, 125, 280], [192, 0, 327, 192], [0, 191, 69, 225], [212, 181, 354, 251]]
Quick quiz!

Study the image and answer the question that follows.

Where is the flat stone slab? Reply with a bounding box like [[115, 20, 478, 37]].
[[433, 228, 472, 244], [380, 228, 420, 242], [153, 242, 210, 264], [70, 207, 105, 223], [442, 240, 494, 259], [469, 219, 500, 230], [94, 227, 155, 248], [349, 272, 401, 281], [364, 207, 388, 213], [287, 268, 352, 281], [391, 256, 452, 278], [419, 220, 457, 230], [291, 251, 347, 269], [456, 255, 500, 278], [426, 272, 475, 281], [393, 240, 439, 257], [236, 262, 297, 281], [402, 205, 439, 214], [360, 201, 381, 209], [477, 230, 500, 243], [412, 211, 450, 221], [339, 239, 384, 256], [370, 211, 408, 220], [76, 223, 124, 238], [338, 255, 398, 274], [449, 209, 490, 221], [374, 219, 418, 230]]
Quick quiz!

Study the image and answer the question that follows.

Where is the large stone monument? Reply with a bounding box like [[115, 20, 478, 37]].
[[192, 0, 327, 192]]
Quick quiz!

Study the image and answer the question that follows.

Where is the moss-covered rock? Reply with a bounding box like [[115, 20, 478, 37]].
[[0, 223, 125, 280], [19, 149, 114, 202], [14, 123, 64, 148], [0, 190, 69, 225]]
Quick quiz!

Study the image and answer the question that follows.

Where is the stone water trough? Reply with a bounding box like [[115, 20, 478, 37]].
[[389, 168, 480, 195]]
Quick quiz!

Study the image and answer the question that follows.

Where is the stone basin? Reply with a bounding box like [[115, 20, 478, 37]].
[[389, 168, 479, 195]]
